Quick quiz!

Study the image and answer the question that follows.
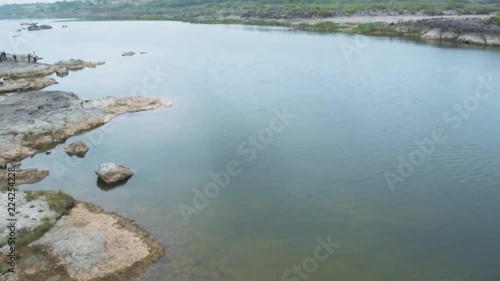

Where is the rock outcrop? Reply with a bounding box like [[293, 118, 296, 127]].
[[0, 58, 105, 94], [95, 163, 134, 185], [0, 193, 164, 281], [0, 77, 57, 94], [401, 18, 500, 47], [27, 24, 52, 31], [64, 141, 90, 158], [0, 91, 172, 162], [0, 169, 49, 190]]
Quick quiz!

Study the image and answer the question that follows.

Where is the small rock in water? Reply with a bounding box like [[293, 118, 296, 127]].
[[46, 150, 52, 155], [95, 163, 134, 185], [122, 51, 136, 57], [64, 141, 89, 158]]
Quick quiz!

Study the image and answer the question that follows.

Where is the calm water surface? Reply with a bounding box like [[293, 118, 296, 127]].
[[1, 20, 500, 281]]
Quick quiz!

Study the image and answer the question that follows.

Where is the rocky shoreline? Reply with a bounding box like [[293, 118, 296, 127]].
[[190, 13, 500, 48], [0, 191, 164, 281], [0, 58, 105, 94], [0, 58, 171, 280]]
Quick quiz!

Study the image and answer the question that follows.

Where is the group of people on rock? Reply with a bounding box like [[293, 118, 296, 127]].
[[0, 51, 8, 62], [27, 52, 38, 63], [0, 51, 40, 87], [0, 51, 38, 63]]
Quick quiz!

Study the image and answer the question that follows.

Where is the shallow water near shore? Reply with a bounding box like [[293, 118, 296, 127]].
[[2, 19, 500, 281]]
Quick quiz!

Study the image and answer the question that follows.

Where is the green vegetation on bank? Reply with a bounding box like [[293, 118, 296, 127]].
[[191, 18, 292, 27], [25, 190, 75, 215], [492, 15, 500, 24], [0, 0, 498, 20], [356, 22, 398, 35], [296, 22, 348, 31], [17, 216, 51, 248]]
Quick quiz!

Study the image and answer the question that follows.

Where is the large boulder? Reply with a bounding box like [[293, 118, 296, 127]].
[[95, 163, 134, 185], [64, 141, 89, 158]]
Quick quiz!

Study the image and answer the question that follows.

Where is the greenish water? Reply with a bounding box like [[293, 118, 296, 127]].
[[2, 20, 500, 281]]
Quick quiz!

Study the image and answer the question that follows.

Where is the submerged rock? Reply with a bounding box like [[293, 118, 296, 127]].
[[0, 77, 57, 94], [95, 163, 134, 185], [64, 141, 89, 158]]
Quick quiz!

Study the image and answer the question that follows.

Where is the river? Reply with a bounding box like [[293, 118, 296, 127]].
[[1, 19, 500, 281]]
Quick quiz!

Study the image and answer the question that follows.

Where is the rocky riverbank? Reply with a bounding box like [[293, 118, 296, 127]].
[[191, 14, 500, 48], [0, 191, 164, 281], [0, 59, 171, 280], [0, 91, 172, 163]]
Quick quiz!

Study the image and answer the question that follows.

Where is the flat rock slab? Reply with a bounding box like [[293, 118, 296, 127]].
[[0, 77, 57, 94], [32, 203, 164, 281]]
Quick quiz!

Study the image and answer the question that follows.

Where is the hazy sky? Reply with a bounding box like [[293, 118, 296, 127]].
[[0, 0, 58, 4]]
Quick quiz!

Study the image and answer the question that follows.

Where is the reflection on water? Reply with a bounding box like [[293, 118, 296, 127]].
[[2, 19, 500, 281]]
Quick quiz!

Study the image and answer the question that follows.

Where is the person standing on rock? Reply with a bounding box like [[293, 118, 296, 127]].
[[13, 54, 17, 63], [28, 53, 31, 63], [33, 56, 38, 63]]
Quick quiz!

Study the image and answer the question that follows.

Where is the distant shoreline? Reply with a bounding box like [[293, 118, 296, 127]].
[[6, 12, 496, 48]]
